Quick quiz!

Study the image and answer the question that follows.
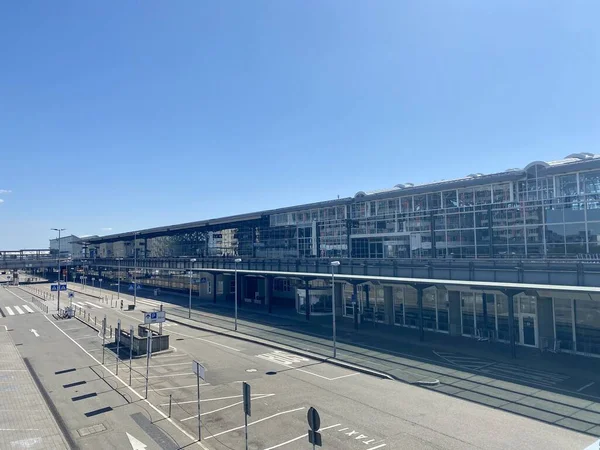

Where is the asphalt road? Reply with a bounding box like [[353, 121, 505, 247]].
[[8, 283, 598, 449]]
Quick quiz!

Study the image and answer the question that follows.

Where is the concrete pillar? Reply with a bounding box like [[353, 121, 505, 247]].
[[384, 286, 394, 325], [448, 291, 461, 336], [305, 280, 310, 321], [239, 274, 246, 305], [417, 285, 424, 341], [537, 296, 554, 346], [334, 281, 343, 317], [264, 276, 273, 313], [212, 273, 217, 304], [507, 291, 516, 358]]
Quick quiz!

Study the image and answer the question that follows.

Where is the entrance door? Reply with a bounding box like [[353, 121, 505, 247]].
[[520, 314, 537, 347]]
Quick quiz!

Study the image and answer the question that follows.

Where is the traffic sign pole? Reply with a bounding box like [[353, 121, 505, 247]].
[[243, 382, 251, 450], [129, 325, 134, 386], [101, 316, 107, 365], [116, 319, 121, 375], [197, 369, 201, 441], [145, 327, 152, 399]]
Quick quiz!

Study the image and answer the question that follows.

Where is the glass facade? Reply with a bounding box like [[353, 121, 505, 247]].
[[93, 158, 600, 261]]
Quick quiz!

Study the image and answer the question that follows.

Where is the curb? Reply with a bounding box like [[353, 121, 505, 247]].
[[166, 316, 394, 381]]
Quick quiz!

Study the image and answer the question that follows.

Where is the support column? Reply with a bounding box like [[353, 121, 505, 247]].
[[239, 274, 246, 305], [384, 286, 394, 325], [537, 296, 554, 349], [482, 292, 490, 336], [364, 284, 370, 308], [264, 276, 273, 314], [507, 290, 517, 358], [448, 291, 461, 336], [212, 273, 217, 304], [305, 280, 310, 321], [417, 285, 424, 342], [352, 283, 359, 329]]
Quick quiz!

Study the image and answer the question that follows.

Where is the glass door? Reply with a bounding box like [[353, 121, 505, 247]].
[[520, 314, 537, 347]]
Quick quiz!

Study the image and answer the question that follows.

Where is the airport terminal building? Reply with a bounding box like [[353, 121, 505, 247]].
[[80, 153, 600, 357]]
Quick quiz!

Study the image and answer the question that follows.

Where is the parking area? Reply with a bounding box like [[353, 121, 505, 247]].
[[14, 282, 599, 449]]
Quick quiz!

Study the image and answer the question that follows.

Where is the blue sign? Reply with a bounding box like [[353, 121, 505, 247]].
[[68, 292, 74, 298], [200, 277, 207, 284], [128, 284, 142, 291], [151, 312, 157, 320], [51, 284, 68, 292]]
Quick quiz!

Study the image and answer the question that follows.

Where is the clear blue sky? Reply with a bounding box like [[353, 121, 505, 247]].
[[1, 1, 598, 249]]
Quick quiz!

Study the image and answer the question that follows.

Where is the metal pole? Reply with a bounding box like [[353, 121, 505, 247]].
[[129, 325, 133, 386], [188, 271, 192, 319], [145, 328, 152, 399], [197, 373, 202, 441], [56, 229, 62, 311], [117, 259, 121, 300], [159, 304, 163, 336], [134, 232, 137, 308], [245, 411, 248, 450], [102, 316, 106, 364], [116, 319, 121, 375], [331, 266, 337, 358], [234, 262, 238, 331], [169, 394, 172, 418], [99, 279, 102, 299]]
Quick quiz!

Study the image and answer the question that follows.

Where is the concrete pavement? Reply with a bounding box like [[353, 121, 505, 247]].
[[22, 281, 600, 449]]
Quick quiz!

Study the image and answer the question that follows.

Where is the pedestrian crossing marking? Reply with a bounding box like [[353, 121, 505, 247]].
[[85, 302, 102, 309], [72, 302, 85, 308], [256, 350, 310, 366], [0, 305, 35, 316], [434, 350, 569, 386]]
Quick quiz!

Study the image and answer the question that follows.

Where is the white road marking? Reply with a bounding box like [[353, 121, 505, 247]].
[[154, 384, 209, 391], [71, 302, 86, 308], [168, 329, 241, 352], [22, 305, 34, 313], [180, 394, 276, 421], [13, 306, 24, 315], [162, 393, 274, 407], [85, 302, 102, 309], [295, 369, 359, 381], [42, 314, 210, 449], [30, 329, 39, 338], [73, 335, 99, 341], [366, 444, 387, 450], [147, 362, 190, 368], [263, 423, 341, 450], [205, 407, 305, 440], [256, 351, 310, 366], [132, 373, 193, 380], [5, 307, 15, 316], [577, 381, 595, 392]]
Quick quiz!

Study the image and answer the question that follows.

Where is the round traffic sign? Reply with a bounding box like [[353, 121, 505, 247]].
[[307, 407, 320, 431]]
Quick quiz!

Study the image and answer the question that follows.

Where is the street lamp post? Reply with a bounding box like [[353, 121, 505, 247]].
[[330, 261, 341, 358], [188, 258, 197, 319], [234, 258, 242, 331], [116, 258, 123, 300], [51, 228, 66, 311], [99, 278, 103, 298], [134, 232, 138, 308]]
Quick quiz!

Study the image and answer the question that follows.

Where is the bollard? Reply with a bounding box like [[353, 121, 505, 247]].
[[169, 394, 172, 418], [95, 316, 97, 326], [110, 325, 113, 339]]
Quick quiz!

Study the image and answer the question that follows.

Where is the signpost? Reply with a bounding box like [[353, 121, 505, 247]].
[[243, 382, 251, 450], [192, 360, 206, 441], [99, 278, 103, 298], [307, 407, 322, 448], [129, 324, 134, 386], [101, 316, 107, 365], [116, 319, 121, 375], [144, 311, 166, 324]]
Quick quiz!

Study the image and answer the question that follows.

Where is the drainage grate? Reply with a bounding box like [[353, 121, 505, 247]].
[[77, 423, 107, 437]]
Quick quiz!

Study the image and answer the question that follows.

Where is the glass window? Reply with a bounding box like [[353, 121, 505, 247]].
[[446, 214, 460, 230], [404, 287, 418, 327], [401, 197, 412, 213], [423, 290, 437, 330], [545, 224, 565, 244], [461, 293, 475, 336], [460, 212, 474, 228], [458, 188, 474, 207], [493, 184, 511, 203], [475, 186, 492, 205], [565, 223, 586, 243], [475, 211, 489, 228], [427, 192, 441, 210], [437, 292, 449, 332], [443, 190, 458, 209], [563, 204, 585, 222], [414, 195, 426, 212], [580, 171, 600, 194], [554, 298, 574, 351], [575, 299, 600, 355], [558, 174, 578, 197]]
